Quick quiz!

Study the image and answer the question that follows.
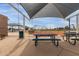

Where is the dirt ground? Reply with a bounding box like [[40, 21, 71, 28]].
[[0, 31, 79, 56]]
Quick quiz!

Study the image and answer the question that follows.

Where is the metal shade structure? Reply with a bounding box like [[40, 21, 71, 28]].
[[21, 3, 79, 19]]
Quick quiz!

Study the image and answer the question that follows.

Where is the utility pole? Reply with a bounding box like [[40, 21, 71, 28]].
[[76, 15, 79, 32]]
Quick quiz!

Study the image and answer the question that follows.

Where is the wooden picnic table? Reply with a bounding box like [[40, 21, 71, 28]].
[[33, 34, 61, 47]]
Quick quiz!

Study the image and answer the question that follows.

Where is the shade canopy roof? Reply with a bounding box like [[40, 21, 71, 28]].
[[21, 3, 79, 19]]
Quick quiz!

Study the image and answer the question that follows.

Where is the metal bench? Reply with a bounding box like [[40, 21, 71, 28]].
[[33, 38, 61, 47], [64, 32, 79, 45]]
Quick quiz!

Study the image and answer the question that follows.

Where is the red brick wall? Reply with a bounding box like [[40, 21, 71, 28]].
[[0, 14, 8, 36]]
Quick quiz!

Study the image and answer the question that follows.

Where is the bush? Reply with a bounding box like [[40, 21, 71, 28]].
[[28, 30, 35, 34]]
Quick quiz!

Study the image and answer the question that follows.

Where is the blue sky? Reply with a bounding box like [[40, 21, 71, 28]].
[[0, 3, 70, 29], [30, 17, 68, 28], [0, 3, 31, 27], [0, 3, 19, 23]]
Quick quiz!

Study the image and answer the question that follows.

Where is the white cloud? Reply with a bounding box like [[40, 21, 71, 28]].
[[46, 24, 56, 29]]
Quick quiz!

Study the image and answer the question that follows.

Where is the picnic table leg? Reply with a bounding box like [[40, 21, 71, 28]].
[[67, 35, 77, 45], [62, 36, 67, 41], [51, 35, 56, 44], [52, 35, 58, 46], [68, 38, 77, 45], [35, 40, 38, 47], [72, 35, 77, 45], [73, 40, 76, 45], [53, 40, 59, 46], [53, 35, 55, 43], [68, 39, 76, 45], [55, 40, 59, 46], [50, 36, 54, 43], [35, 35, 38, 47]]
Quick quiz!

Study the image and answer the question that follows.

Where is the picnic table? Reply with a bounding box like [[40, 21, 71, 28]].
[[32, 34, 61, 47], [64, 32, 79, 45]]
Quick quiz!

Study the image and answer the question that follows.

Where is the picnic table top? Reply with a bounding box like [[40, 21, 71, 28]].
[[64, 32, 79, 35], [33, 33, 57, 36]]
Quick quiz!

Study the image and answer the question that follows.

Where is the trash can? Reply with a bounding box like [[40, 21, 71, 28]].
[[19, 30, 24, 39]]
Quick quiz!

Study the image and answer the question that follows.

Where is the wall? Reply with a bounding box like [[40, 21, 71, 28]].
[[0, 14, 8, 36]]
